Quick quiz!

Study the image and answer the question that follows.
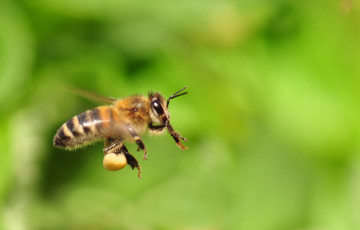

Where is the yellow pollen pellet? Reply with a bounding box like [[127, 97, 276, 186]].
[[103, 153, 127, 171]]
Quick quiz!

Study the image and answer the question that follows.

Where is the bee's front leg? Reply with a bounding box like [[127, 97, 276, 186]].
[[128, 127, 148, 160], [148, 123, 166, 132], [166, 123, 188, 150]]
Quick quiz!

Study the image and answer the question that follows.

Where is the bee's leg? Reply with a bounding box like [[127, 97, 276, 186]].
[[128, 127, 148, 160], [148, 123, 166, 133], [121, 145, 142, 178], [103, 137, 142, 178], [104, 137, 116, 148], [103, 137, 124, 154], [148, 123, 165, 131], [166, 123, 188, 150]]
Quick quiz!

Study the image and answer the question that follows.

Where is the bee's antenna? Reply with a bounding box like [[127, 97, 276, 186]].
[[167, 86, 188, 108]]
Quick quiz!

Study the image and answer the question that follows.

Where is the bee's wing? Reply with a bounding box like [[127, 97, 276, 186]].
[[65, 86, 117, 104]]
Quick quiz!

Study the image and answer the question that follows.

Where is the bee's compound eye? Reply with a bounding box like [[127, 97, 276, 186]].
[[103, 153, 127, 171], [151, 101, 164, 116]]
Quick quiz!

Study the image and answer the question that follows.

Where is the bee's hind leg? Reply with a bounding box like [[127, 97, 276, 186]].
[[121, 145, 142, 178], [104, 137, 124, 154], [103, 137, 142, 178]]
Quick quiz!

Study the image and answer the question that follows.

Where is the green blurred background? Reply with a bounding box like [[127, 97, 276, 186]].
[[1, 0, 360, 229]]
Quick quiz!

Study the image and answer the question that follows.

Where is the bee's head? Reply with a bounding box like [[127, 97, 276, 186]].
[[149, 86, 188, 125]]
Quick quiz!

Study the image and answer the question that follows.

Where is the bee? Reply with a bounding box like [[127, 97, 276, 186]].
[[53, 86, 189, 178]]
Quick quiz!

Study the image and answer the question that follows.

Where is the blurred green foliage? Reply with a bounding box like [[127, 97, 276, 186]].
[[1, 0, 360, 229]]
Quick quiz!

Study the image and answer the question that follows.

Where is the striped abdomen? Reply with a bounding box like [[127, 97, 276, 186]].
[[53, 106, 114, 149]]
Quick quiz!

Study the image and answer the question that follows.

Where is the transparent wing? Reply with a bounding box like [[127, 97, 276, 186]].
[[65, 85, 117, 104]]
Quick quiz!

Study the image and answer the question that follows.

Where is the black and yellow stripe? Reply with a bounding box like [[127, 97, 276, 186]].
[[53, 124, 72, 147], [53, 106, 112, 149], [66, 116, 83, 137]]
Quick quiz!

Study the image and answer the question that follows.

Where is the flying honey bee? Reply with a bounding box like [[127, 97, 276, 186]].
[[53, 86, 189, 178]]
